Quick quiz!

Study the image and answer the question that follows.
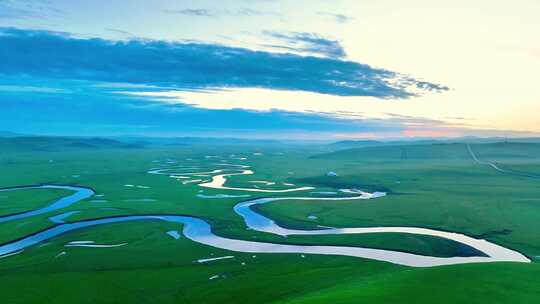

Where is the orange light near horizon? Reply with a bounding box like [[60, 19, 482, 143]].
[[402, 129, 458, 138], [332, 132, 381, 139]]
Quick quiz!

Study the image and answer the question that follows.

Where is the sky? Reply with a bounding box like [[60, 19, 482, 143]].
[[0, 0, 539, 139]]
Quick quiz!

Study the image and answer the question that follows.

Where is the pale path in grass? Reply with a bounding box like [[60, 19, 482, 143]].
[[467, 144, 509, 173], [467, 144, 540, 178]]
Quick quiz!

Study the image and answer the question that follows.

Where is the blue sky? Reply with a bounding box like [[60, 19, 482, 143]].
[[1, 0, 539, 139]]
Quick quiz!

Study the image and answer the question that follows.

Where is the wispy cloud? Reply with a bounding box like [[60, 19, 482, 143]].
[[263, 31, 347, 59], [163, 8, 213, 17], [0, 27, 447, 98], [0, 84, 69, 94], [162, 8, 278, 17], [233, 8, 276, 16], [104, 28, 135, 37], [0, 2, 37, 19], [317, 12, 353, 24], [0, 0, 63, 20]]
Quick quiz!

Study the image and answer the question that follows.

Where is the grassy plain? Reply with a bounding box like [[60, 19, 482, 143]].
[[0, 138, 539, 303]]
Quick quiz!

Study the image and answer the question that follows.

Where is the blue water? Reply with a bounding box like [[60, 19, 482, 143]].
[[0, 185, 94, 223], [0, 184, 531, 267]]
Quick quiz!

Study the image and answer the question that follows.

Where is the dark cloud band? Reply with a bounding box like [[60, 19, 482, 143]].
[[0, 27, 447, 98]]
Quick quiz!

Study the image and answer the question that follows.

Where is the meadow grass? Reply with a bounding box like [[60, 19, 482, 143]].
[[0, 141, 539, 303]]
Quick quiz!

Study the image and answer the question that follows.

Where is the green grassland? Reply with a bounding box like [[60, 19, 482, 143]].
[[0, 188, 72, 215], [0, 138, 539, 303]]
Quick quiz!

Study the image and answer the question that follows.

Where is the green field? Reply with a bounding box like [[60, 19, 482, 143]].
[[1, 137, 539, 303]]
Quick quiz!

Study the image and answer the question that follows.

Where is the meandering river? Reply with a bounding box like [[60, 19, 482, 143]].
[[0, 165, 531, 267]]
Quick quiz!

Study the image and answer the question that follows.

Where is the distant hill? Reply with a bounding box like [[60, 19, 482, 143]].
[[330, 140, 381, 147], [314, 141, 540, 161], [0, 134, 287, 152], [0, 131, 23, 138], [469, 142, 540, 160], [0, 136, 146, 152], [314, 142, 470, 161], [329, 137, 540, 148], [116, 136, 282, 146]]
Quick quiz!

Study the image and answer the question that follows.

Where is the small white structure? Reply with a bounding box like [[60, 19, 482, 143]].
[[326, 171, 338, 177]]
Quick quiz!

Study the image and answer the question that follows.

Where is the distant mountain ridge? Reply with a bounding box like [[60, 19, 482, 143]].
[[0, 136, 146, 152], [315, 140, 540, 161], [0, 131, 23, 138], [115, 136, 282, 145], [329, 137, 540, 147], [331, 140, 381, 146], [0, 134, 286, 152]]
